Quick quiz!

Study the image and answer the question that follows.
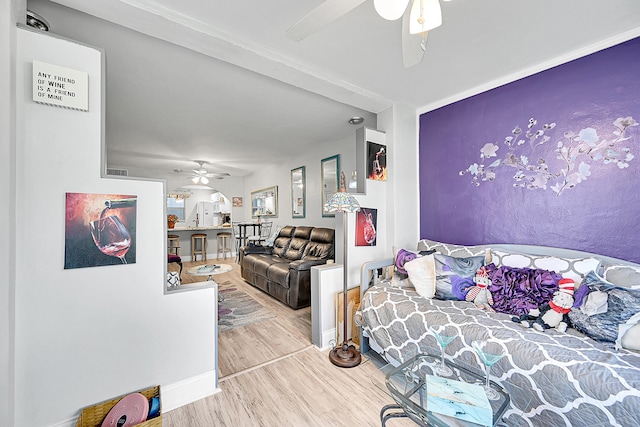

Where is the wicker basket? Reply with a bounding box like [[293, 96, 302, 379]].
[[75, 385, 161, 427]]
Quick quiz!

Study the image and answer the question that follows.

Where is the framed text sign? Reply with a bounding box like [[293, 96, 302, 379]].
[[32, 60, 89, 111]]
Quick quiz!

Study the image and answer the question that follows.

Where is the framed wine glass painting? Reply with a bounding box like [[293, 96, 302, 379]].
[[64, 192, 137, 269], [355, 207, 377, 246]]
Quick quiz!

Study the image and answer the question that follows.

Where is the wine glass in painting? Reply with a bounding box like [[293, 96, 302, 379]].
[[472, 339, 506, 400], [428, 325, 457, 377], [90, 215, 131, 264]]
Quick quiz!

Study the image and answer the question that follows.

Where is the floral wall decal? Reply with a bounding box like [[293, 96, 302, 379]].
[[460, 116, 637, 195]]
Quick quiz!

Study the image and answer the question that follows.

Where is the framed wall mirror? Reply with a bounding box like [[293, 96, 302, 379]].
[[251, 186, 278, 218], [291, 166, 306, 218], [321, 155, 340, 217]]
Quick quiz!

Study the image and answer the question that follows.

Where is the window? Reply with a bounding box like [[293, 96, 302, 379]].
[[167, 197, 185, 221]]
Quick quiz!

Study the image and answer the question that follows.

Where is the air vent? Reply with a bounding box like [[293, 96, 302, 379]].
[[106, 168, 128, 177]]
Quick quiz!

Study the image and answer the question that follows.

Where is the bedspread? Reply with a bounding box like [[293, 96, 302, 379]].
[[357, 284, 640, 427]]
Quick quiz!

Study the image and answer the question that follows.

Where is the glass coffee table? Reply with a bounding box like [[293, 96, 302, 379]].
[[381, 352, 510, 427]]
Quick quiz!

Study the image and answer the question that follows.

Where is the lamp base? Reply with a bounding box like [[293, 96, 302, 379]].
[[329, 343, 361, 368]]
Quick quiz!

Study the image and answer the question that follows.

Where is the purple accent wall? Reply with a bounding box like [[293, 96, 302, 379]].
[[419, 37, 640, 263]]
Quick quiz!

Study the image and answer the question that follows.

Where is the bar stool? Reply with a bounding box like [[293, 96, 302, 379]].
[[167, 234, 180, 256], [217, 232, 232, 260], [191, 233, 207, 261]]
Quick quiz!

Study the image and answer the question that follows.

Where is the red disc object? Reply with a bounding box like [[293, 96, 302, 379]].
[[101, 392, 149, 427]]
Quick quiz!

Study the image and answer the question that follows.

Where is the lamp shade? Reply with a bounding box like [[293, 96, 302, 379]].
[[323, 171, 360, 213], [324, 192, 361, 213]]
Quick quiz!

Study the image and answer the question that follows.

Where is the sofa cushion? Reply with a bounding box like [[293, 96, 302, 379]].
[[302, 227, 334, 259], [267, 263, 290, 288], [272, 226, 295, 258], [283, 227, 313, 260]]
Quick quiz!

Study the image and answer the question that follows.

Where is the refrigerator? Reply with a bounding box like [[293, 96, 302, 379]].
[[196, 201, 219, 226]]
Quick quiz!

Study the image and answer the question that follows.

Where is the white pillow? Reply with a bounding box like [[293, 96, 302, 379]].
[[403, 254, 436, 298]]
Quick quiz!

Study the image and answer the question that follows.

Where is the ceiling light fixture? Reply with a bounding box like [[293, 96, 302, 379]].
[[192, 176, 209, 185], [348, 116, 364, 125], [287, 0, 453, 68], [26, 11, 50, 32]]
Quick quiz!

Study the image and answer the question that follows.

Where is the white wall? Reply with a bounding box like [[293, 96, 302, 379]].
[[383, 104, 420, 249], [1, 2, 24, 426], [15, 28, 218, 426], [241, 132, 360, 230]]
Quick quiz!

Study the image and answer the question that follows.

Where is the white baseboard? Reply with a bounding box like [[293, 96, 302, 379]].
[[162, 370, 220, 413], [315, 327, 337, 351]]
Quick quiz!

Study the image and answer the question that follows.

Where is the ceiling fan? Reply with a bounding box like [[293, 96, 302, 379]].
[[286, 0, 451, 68], [189, 160, 230, 185]]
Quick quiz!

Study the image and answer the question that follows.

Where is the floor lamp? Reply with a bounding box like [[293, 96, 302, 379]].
[[324, 172, 362, 368]]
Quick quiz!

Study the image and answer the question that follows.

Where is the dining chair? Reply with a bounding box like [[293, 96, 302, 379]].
[[247, 221, 273, 246], [232, 221, 242, 262]]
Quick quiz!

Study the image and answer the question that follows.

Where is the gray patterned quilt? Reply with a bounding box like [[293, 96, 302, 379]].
[[358, 284, 640, 427]]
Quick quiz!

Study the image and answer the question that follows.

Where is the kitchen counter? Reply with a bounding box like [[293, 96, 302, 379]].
[[169, 225, 232, 232]]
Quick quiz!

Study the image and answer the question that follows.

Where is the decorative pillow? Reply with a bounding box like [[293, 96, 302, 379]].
[[568, 271, 640, 344], [403, 254, 436, 298], [433, 253, 485, 300], [417, 239, 489, 257], [491, 250, 601, 286], [601, 264, 640, 289], [488, 264, 561, 316], [166, 271, 180, 287], [264, 225, 283, 247], [620, 314, 640, 351], [393, 247, 422, 276]]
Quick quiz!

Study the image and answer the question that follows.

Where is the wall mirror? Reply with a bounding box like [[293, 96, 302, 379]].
[[321, 155, 340, 217], [291, 166, 306, 218], [251, 186, 278, 218]]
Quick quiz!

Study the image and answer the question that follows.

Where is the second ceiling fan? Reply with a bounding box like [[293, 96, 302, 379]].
[[286, 0, 451, 68], [190, 160, 230, 185]]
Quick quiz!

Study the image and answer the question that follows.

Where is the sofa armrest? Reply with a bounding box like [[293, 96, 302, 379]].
[[289, 258, 328, 271], [243, 245, 273, 255]]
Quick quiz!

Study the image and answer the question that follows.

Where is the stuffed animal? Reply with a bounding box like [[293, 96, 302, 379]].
[[465, 266, 495, 312], [513, 278, 575, 333]]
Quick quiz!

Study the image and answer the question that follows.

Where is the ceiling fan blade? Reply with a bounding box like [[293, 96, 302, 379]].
[[409, 0, 442, 34], [286, 0, 367, 41], [402, 9, 427, 68], [374, 0, 411, 21]]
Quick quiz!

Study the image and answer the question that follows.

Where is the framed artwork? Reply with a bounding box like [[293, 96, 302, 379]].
[[232, 196, 242, 207], [355, 207, 377, 246], [336, 286, 360, 346], [64, 192, 137, 268], [367, 141, 387, 181]]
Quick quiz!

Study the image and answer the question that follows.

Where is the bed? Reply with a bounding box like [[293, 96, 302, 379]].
[[356, 241, 640, 427]]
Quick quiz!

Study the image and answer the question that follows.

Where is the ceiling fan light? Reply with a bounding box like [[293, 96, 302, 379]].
[[374, 0, 411, 21], [201, 176, 209, 184], [409, 0, 442, 35], [192, 176, 199, 184]]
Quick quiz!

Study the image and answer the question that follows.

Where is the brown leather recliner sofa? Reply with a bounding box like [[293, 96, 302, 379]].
[[239, 225, 334, 309]]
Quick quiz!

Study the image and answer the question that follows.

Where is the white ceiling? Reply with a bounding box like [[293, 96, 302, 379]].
[[27, 0, 640, 182]]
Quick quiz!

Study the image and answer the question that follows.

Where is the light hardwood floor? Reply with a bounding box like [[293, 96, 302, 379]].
[[165, 257, 415, 426]]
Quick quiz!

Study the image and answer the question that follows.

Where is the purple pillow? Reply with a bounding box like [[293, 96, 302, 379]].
[[395, 248, 420, 276]]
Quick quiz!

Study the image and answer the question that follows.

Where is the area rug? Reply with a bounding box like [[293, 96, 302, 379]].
[[217, 281, 275, 332]]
